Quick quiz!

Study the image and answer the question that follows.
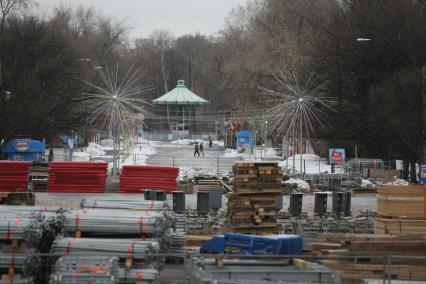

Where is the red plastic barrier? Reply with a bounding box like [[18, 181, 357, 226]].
[[47, 162, 108, 193], [0, 161, 31, 192], [119, 165, 178, 193]]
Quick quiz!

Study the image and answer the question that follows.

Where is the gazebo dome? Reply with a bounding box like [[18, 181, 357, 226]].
[[152, 80, 208, 105]]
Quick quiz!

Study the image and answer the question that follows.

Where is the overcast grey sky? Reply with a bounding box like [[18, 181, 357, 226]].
[[37, 0, 249, 39]]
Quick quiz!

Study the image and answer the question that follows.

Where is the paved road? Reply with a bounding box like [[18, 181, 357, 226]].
[[147, 143, 239, 170]]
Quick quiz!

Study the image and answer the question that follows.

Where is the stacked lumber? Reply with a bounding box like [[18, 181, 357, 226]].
[[227, 161, 282, 235], [374, 185, 426, 234], [47, 162, 107, 193], [119, 165, 178, 193], [310, 233, 426, 283], [0, 161, 31, 192]]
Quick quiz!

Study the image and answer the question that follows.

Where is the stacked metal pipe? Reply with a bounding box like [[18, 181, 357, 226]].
[[167, 231, 186, 254], [0, 279, 34, 284], [51, 238, 160, 260], [0, 252, 40, 278], [117, 267, 158, 283], [63, 209, 169, 237], [0, 205, 64, 251], [50, 256, 118, 284], [81, 198, 169, 211]]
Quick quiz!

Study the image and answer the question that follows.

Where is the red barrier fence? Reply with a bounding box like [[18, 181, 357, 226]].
[[0, 161, 31, 192], [119, 165, 178, 193], [47, 162, 108, 193]]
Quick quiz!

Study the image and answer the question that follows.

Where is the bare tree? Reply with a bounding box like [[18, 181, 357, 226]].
[[0, 0, 33, 30]]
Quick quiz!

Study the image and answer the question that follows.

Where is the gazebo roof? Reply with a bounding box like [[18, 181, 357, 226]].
[[152, 80, 209, 106]]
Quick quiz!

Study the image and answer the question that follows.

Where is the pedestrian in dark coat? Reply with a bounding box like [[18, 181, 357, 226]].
[[194, 142, 200, 156], [200, 142, 204, 156]]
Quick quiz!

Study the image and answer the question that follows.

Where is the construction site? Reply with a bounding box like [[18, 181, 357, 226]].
[[0, 143, 425, 284], [0, 0, 425, 283]]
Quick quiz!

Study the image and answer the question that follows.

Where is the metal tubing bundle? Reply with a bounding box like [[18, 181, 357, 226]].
[[63, 209, 169, 237], [0, 279, 33, 284], [118, 267, 158, 284], [81, 198, 169, 211], [0, 253, 28, 270], [0, 161, 32, 192], [0, 206, 64, 251], [167, 230, 186, 254], [47, 162, 108, 193], [50, 256, 118, 284], [0, 217, 41, 243], [0, 252, 40, 277], [52, 238, 160, 260], [119, 165, 178, 193]]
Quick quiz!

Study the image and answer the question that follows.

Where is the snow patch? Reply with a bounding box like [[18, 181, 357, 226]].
[[361, 179, 374, 188], [121, 142, 157, 166], [279, 154, 331, 174], [283, 178, 310, 192], [386, 177, 409, 186]]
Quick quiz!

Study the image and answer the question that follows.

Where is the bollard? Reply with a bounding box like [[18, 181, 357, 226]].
[[314, 192, 328, 216], [172, 191, 185, 213], [197, 191, 210, 215], [289, 193, 303, 216]]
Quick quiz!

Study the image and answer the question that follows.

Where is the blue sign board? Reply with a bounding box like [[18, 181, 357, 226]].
[[2, 139, 45, 161], [236, 131, 253, 153]]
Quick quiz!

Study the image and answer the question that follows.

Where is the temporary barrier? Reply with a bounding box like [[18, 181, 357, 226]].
[[119, 165, 178, 193], [47, 162, 108, 193], [0, 161, 32, 192]]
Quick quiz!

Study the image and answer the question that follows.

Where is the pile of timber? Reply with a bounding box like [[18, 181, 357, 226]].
[[227, 161, 282, 235], [374, 185, 426, 234], [310, 233, 426, 283]]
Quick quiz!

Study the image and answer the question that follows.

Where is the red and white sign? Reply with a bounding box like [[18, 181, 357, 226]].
[[14, 140, 30, 152]]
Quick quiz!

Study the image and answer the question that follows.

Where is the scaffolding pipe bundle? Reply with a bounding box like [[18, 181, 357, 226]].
[[0, 279, 34, 284], [0, 253, 28, 270], [0, 206, 64, 251], [80, 198, 169, 211], [167, 230, 186, 254], [52, 237, 160, 260], [50, 256, 118, 284], [118, 267, 159, 283], [63, 209, 170, 237]]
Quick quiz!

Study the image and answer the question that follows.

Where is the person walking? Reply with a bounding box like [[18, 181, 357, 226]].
[[194, 142, 200, 156], [208, 136, 213, 148], [200, 142, 204, 156]]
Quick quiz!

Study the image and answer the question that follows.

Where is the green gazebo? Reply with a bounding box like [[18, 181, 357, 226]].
[[152, 80, 208, 133]]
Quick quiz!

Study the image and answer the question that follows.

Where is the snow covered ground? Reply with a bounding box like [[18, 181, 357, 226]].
[[121, 139, 158, 166], [222, 147, 281, 160], [279, 154, 331, 174], [171, 138, 224, 146]]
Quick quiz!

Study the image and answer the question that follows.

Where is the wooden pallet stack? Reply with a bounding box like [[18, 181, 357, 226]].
[[374, 185, 426, 234], [227, 161, 282, 235], [309, 233, 426, 283]]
